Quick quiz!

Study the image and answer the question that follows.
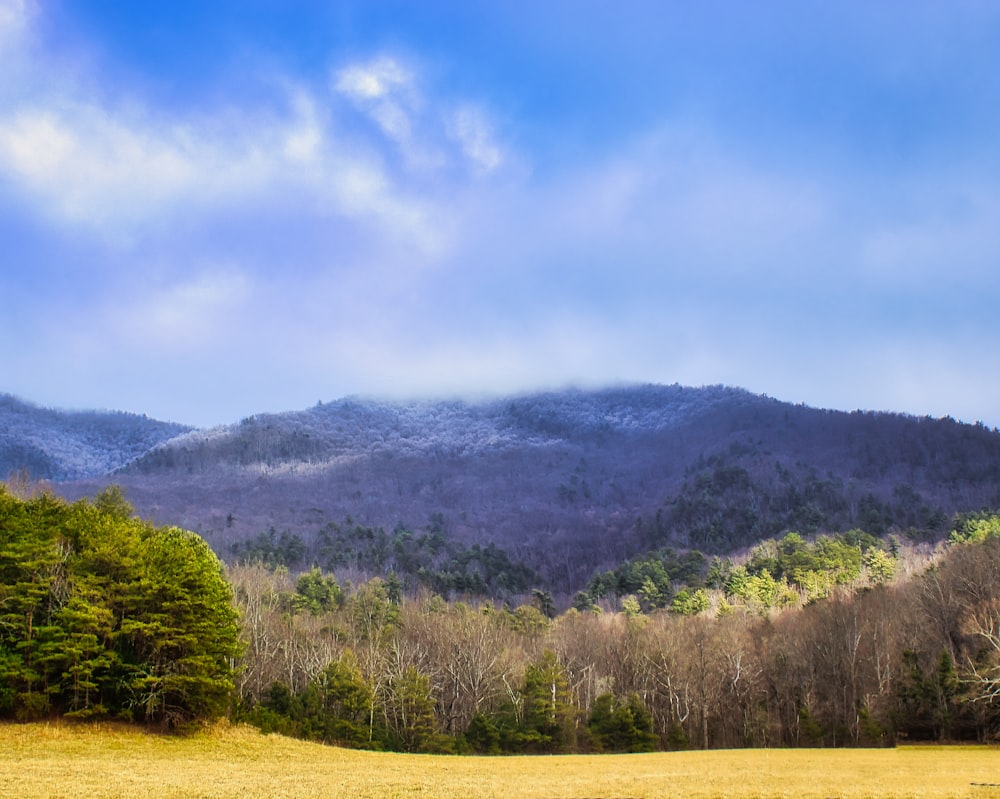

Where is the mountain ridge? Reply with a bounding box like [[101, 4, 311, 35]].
[[0, 393, 191, 481], [8, 383, 992, 597]]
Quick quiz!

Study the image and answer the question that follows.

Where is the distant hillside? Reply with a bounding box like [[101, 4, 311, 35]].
[[47, 384, 1000, 595], [0, 394, 191, 481]]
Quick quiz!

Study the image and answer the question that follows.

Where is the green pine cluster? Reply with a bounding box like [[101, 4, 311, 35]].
[[0, 485, 240, 726]]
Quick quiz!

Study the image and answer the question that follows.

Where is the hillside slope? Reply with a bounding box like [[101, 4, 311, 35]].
[[0, 394, 191, 481], [50, 384, 1000, 593]]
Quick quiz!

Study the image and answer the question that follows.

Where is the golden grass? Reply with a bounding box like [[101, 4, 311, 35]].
[[1, 722, 999, 799]]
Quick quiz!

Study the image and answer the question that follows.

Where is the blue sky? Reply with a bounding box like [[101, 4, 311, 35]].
[[2, 0, 999, 428]]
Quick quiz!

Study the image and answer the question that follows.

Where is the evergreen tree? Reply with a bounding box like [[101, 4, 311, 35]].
[[519, 650, 577, 752], [587, 693, 657, 752], [0, 485, 240, 725]]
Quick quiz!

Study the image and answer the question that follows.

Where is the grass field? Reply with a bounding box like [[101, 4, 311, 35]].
[[2, 722, 999, 799]]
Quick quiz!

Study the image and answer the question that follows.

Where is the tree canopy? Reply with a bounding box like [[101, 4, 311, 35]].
[[0, 485, 240, 725]]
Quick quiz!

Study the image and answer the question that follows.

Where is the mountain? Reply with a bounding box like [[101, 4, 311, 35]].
[[40, 384, 1000, 596], [0, 393, 191, 481]]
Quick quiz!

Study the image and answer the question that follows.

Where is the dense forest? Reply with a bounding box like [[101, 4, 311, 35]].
[[47, 385, 1000, 599], [0, 394, 190, 481], [228, 514, 1000, 753], [3, 483, 1000, 753]]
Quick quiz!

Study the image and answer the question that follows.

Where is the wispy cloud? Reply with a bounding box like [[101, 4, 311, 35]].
[[0, 26, 505, 257], [334, 56, 412, 102], [447, 105, 503, 174], [333, 54, 505, 176]]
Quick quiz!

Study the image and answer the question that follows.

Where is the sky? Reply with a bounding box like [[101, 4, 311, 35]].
[[1, 0, 999, 428]]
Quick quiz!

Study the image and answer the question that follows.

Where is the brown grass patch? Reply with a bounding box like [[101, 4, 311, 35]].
[[2, 722, 999, 798]]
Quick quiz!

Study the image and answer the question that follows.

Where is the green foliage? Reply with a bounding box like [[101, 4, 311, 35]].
[[531, 588, 556, 619], [725, 566, 796, 610], [515, 650, 578, 753], [229, 526, 306, 569], [572, 590, 598, 612], [246, 656, 447, 754], [949, 512, 1000, 545], [797, 706, 825, 744], [863, 548, 896, 584], [896, 648, 967, 742], [350, 578, 401, 638], [726, 529, 890, 604], [249, 656, 386, 750], [465, 711, 502, 754], [385, 666, 438, 753], [228, 524, 1000, 754], [857, 707, 887, 746], [587, 693, 657, 752], [501, 603, 550, 635], [620, 595, 642, 618], [671, 588, 709, 616], [118, 525, 241, 724], [294, 567, 343, 615], [586, 547, 708, 608], [0, 484, 240, 726]]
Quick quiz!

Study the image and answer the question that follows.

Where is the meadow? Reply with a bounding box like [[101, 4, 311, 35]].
[[2, 723, 999, 799]]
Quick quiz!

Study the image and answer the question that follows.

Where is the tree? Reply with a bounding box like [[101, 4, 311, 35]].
[[519, 650, 577, 752], [532, 589, 556, 619], [312, 653, 377, 747], [385, 666, 437, 752], [0, 487, 241, 726], [587, 692, 657, 752], [294, 567, 343, 615], [348, 578, 400, 743], [115, 524, 241, 725], [671, 588, 709, 616]]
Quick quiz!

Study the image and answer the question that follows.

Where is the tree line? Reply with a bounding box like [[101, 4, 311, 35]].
[[231, 515, 1000, 752], [3, 482, 1000, 753]]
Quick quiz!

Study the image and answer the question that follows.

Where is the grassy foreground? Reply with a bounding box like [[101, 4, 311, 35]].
[[2, 723, 999, 799]]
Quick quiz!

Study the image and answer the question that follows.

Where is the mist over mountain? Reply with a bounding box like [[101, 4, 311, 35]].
[[20, 384, 998, 597]]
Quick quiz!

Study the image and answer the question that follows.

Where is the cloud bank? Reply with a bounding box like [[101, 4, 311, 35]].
[[1, 1, 999, 428]]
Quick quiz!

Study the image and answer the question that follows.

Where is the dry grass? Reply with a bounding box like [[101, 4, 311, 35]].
[[2, 722, 999, 799]]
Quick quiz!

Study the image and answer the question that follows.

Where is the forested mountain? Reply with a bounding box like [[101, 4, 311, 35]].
[[0, 394, 190, 481], [36, 384, 1000, 598], [6, 385, 1000, 749]]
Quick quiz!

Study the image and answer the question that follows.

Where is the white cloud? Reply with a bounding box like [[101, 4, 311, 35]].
[[448, 105, 503, 174], [332, 55, 506, 177], [281, 90, 323, 162], [333, 56, 418, 150], [0, 107, 203, 228], [0, 86, 448, 252], [0, 16, 509, 260], [334, 56, 412, 101], [0, 4, 513, 268]]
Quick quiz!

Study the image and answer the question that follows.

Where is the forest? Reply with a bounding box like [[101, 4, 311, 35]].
[[3, 482, 1000, 753], [50, 385, 1000, 597]]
